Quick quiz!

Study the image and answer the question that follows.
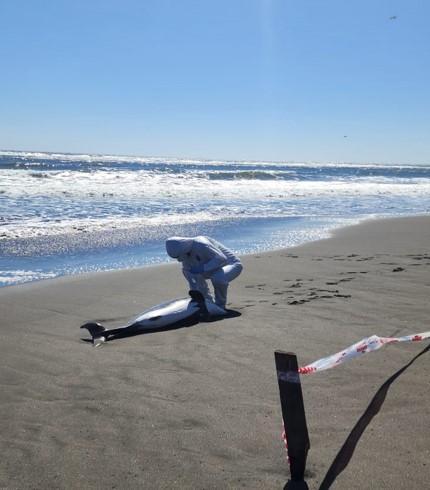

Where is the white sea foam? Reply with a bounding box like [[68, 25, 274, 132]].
[[2, 167, 430, 200], [0, 269, 57, 286], [1, 161, 430, 242], [0, 211, 219, 240], [1, 150, 430, 287]]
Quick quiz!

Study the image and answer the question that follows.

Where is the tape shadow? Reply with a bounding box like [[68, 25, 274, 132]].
[[318, 343, 430, 490]]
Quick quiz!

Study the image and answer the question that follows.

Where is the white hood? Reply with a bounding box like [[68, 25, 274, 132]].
[[165, 237, 193, 258]]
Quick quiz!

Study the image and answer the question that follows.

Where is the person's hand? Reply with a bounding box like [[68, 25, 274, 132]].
[[189, 265, 204, 274]]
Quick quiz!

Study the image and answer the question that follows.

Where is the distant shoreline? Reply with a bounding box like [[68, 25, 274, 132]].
[[2, 212, 428, 291]]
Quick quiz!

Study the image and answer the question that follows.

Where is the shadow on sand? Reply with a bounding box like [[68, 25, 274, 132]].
[[318, 342, 430, 490], [281, 343, 429, 490]]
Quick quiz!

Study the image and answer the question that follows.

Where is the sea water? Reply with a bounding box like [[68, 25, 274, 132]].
[[1, 150, 429, 287]]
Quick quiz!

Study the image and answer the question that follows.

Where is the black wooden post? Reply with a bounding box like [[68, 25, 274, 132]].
[[275, 351, 310, 485]]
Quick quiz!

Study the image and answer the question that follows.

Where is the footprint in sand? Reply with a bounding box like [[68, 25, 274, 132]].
[[288, 299, 309, 305], [326, 277, 354, 285]]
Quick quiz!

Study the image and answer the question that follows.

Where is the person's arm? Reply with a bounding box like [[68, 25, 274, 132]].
[[199, 241, 228, 272]]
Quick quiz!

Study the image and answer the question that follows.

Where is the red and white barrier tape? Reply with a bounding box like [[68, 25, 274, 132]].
[[282, 423, 290, 464], [298, 331, 430, 374]]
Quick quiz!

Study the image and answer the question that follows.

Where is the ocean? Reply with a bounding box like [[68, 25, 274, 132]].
[[1, 150, 429, 288]]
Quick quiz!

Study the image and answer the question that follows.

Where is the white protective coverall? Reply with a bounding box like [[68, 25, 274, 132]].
[[165, 236, 243, 309]]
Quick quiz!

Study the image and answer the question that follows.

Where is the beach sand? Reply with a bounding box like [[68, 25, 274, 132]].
[[0, 216, 429, 489]]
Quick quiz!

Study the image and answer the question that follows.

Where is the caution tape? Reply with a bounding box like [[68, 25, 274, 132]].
[[282, 423, 290, 464], [298, 331, 430, 374]]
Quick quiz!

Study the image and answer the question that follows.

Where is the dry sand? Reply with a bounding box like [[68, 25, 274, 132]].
[[0, 216, 429, 489]]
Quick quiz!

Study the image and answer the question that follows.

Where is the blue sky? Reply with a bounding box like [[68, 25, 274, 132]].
[[1, 0, 429, 163]]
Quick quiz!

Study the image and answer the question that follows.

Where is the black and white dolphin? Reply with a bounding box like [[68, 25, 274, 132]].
[[81, 290, 226, 346]]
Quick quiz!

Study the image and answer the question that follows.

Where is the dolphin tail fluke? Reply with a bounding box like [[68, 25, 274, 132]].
[[80, 322, 107, 347]]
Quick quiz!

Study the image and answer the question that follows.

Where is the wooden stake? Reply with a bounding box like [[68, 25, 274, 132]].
[[275, 351, 310, 483]]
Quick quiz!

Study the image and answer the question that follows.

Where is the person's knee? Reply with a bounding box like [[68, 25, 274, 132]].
[[227, 262, 243, 281], [210, 262, 243, 285]]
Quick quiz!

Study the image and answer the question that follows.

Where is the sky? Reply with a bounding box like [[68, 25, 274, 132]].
[[1, 0, 429, 164]]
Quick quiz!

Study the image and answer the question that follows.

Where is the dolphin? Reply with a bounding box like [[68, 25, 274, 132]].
[[81, 290, 226, 346]]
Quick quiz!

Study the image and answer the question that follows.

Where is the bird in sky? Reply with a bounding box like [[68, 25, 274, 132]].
[[389, 15, 398, 20]]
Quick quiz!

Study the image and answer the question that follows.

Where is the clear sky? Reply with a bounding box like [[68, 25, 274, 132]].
[[1, 0, 429, 163]]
